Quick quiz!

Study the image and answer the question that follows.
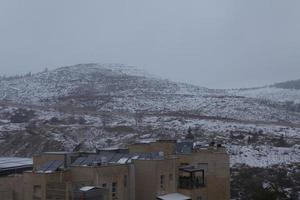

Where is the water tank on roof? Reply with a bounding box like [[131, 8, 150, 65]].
[[158, 152, 164, 157]]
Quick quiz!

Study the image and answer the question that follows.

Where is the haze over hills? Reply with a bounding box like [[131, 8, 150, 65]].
[[0, 64, 299, 169], [272, 79, 300, 90], [230, 79, 300, 104]]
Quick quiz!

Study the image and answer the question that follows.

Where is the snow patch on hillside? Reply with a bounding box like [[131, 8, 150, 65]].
[[230, 145, 300, 167]]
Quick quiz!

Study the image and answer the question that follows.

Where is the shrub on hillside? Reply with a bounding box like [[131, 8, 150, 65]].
[[10, 109, 36, 123]]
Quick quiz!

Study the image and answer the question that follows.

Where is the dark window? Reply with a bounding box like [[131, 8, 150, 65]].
[[102, 183, 107, 188], [179, 170, 206, 189], [33, 185, 42, 200], [124, 175, 127, 187], [169, 173, 173, 181], [160, 175, 165, 190], [180, 162, 189, 166], [112, 182, 117, 199]]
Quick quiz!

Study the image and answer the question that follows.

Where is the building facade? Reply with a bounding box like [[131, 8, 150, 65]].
[[0, 140, 230, 200]]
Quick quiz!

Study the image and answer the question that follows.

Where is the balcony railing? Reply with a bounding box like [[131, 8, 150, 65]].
[[179, 176, 205, 189]]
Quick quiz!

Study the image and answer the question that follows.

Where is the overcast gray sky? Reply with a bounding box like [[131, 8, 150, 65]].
[[0, 0, 300, 88]]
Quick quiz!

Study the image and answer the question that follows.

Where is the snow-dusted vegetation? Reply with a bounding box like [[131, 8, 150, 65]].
[[1, 64, 300, 199], [0, 64, 299, 169]]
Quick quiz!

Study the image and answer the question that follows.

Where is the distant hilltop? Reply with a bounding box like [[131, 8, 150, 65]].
[[272, 79, 300, 90]]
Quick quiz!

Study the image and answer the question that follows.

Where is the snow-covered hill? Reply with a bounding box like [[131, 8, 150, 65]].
[[0, 63, 212, 108], [1, 63, 300, 124], [0, 63, 300, 169]]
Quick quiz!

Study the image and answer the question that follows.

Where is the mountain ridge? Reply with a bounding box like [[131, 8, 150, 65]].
[[0, 64, 299, 122], [0, 63, 300, 171], [272, 79, 300, 90]]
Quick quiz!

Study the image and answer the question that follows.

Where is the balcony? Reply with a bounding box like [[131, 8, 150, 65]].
[[178, 165, 206, 190]]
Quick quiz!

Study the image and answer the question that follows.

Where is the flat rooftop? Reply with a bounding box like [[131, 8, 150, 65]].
[[72, 152, 165, 167], [0, 157, 33, 176]]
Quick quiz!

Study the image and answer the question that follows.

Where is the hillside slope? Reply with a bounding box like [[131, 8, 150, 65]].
[[0, 63, 299, 170], [1, 63, 299, 123]]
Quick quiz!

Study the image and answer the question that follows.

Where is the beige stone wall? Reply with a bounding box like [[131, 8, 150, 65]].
[[23, 171, 71, 200], [128, 142, 230, 200], [134, 158, 177, 200], [71, 164, 131, 200], [0, 175, 24, 200], [177, 150, 230, 200]]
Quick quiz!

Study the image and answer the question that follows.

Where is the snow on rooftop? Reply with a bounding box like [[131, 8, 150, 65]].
[[80, 186, 99, 192], [43, 152, 71, 155], [136, 138, 157, 144], [118, 158, 129, 164], [0, 157, 33, 169], [157, 193, 191, 200]]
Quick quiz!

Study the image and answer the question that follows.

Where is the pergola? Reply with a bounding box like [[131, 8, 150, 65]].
[[178, 165, 206, 189]]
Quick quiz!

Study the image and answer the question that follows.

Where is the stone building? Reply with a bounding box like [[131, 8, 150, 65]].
[[128, 140, 230, 200], [0, 157, 33, 200], [0, 140, 230, 200]]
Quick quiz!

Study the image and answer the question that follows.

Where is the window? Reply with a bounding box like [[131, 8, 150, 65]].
[[124, 175, 128, 187], [169, 173, 173, 181], [180, 162, 189, 166], [102, 183, 107, 188], [160, 175, 165, 190], [112, 182, 117, 199], [197, 196, 202, 200], [33, 185, 42, 200]]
